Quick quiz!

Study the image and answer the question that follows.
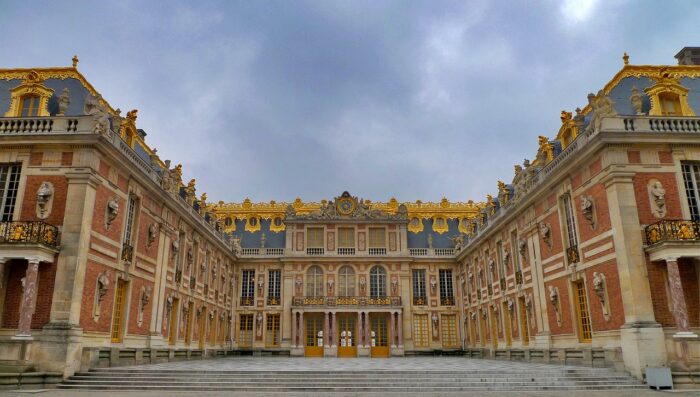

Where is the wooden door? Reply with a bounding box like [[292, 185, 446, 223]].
[[305, 314, 324, 357], [337, 314, 357, 357], [370, 313, 389, 357]]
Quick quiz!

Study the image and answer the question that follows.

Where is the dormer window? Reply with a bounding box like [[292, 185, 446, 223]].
[[659, 92, 681, 116], [19, 94, 40, 117]]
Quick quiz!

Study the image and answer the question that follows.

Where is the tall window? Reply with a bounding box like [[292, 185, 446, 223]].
[[368, 227, 386, 248], [184, 301, 194, 345], [168, 298, 180, 345], [123, 196, 138, 246], [111, 279, 129, 343], [561, 193, 579, 251], [682, 162, 700, 220], [659, 92, 681, 116], [573, 280, 593, 342], [439, 269, 454, 305], [412, 269, 426, 305], [241, 270, 255, 305], [413, 314, 429, 347], [239, 314, 253, 347], [307, 227, 324, 248], [369, 266, 386, 297], [266, 314, 280, 347], [306, 265, 324, 297], [267, 270, 281, 305], [337, 265, 355, 297], [510, 230, 521, 272], [441, 314, 458, 348], [19, 94, 40, 117], [0, 164, 21, 221], [337, 227, 355, 248], [496, 241, 506, 280]]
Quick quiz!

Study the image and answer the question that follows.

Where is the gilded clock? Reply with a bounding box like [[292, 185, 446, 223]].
[[336, 197, 356, 215]]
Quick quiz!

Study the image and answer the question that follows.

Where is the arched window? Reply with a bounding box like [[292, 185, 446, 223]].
[[338, 266, 355, 297], [369, 265, 386, 298], [306, 265, 324, 297], [19, 94, 40, 117]]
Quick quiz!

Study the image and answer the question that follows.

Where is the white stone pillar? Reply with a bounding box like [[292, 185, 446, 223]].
[[324, 311, 330, 348], [390, 311, 396, 348], [15, 259, 40, 338], [291, 310, 297, 348], [357, 311, 364, 347], [397, 311, 403, 348]]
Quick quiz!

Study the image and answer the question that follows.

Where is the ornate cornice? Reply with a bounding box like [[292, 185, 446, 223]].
[[213, 196, 486, 233]]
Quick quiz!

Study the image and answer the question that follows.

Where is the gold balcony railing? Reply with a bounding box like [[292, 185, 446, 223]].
[[515, 270, 523, 285], [0, 221, 60, 248], [240, 297, 254, 306], [566, 245, 580, 264], [646, 219, 700, 245], [121, 244, 134, 263], [292, 296, 402, 307], [440, 296, 455, 306]]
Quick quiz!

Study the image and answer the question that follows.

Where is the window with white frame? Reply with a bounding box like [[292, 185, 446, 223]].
[[682, 162, 700, 220], [0, 164, 21, 221]]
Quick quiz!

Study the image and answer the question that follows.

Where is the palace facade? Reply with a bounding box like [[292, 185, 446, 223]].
[[0, 49, 698, 386]]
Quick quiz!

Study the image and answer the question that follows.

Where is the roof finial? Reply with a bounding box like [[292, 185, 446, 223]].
[[72, 55, 79, 68], [622, 52, 629, 65]]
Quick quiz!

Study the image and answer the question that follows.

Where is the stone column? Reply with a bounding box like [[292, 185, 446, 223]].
[[603, 170, 666, 378], [390, 312, 396, 348], [299, 311, 305, 348], [330, 312, 336, 348], [397, 311, 403, 348], [665, 258, 696, 337], [357, 311, 364, 347], [15, 259, 40, 338], [364, 311, 371, 347], [291, 310, 297, 348], [0, 258, 6, 289], [324, 311, 330, 348]]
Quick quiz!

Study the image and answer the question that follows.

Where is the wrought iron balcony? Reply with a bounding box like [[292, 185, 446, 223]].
[[121, 244, 134, 263], [240, 297, 254, 306], [267, 296, 280, 306], [440, 296, 455, 306], [0, 221, 60, 248], [566, 245, 580, 264], [292, 296, 402, 307], [413, 296, 427, 306], [646, 219, 700, 245], [515, 270, 523, 285]]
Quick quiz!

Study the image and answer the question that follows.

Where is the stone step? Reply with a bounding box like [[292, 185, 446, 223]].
[[57, 385, 647, 391], [62, 378, 641, 385]]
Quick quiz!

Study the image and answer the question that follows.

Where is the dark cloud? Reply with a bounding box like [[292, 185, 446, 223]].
[[1, 0, 696, 202]]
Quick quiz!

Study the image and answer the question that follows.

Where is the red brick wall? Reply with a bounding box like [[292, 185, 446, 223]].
[[1, 259, 55, 329], [135, 210, 159, 261], [92, 185, 124, 243], [545, 277, 574, 335], [19, 175, 68, 226], [680, 259, 699, 328], [538, 211, 563, 261], [634, 172, 683, 225], [584, 261, 625, 331], [647, 259, 675, 327], [125, 276, 153, 336], [575, 183, 611, 242], [80, 262, 115, 333]]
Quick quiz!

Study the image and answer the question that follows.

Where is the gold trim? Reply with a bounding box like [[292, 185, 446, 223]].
[[408, 217, 424, 234], [581, 64, 700, 115], [269, 216, 285, 233], [432, 215, 449, 234], [644, 73, 696, 116], [244, 216, 261, 233], [4, 71, 54, 117]]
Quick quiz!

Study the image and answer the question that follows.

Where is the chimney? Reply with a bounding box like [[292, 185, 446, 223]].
[[674, 47, 700, 65]]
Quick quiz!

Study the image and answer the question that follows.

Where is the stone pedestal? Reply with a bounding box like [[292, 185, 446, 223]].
[[619, 322, 668, 379]]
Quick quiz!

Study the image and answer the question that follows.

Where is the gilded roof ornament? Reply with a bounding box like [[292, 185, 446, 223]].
[[72, 55, 79, 68], [622, 52, 629, 65]]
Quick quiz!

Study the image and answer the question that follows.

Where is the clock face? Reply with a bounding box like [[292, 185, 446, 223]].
[[337, 198, 355, 215]]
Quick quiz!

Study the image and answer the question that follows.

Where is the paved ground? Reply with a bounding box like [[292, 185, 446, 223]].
[[103, 356, 629, 371], [2, 390, 698, 396]]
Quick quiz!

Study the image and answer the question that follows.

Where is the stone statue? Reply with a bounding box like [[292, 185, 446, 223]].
[[518, 239, 527, 257], [147, 223, 157, 248], [593, 272, 606, 303], [231, 235, 242, 256], [260, 233, 266, 249], [427, 233, 433, 249], [106, 197, 119, 229], [581, 195, 595, 229], [452, 234, 465, 253], [96, 272, 109, 303], [630, 86, 644, 115], [585, 90, 618, 134], [540, 222, 552, 248], [285, 204, 296, 218], [84, 95, 111, 137], [36, 182, 53, 219], [649, 180, 667, 218], [57, 88, 70, 116]]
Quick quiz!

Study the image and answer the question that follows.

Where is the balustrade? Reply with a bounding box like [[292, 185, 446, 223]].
[[292, 296, 401, 307], [0, 221, 60, 248], [645, 219, 700, 245]]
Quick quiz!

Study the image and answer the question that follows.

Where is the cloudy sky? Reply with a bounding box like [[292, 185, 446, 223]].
[[1, 1, 697, 203]]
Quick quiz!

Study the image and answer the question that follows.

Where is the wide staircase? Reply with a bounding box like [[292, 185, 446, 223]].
[[59, 365, 646, 392]]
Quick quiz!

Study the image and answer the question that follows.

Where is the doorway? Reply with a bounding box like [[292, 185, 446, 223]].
[[337, 313, 357, 357], [305, 313, 324, 357], [370, 313, 389, 357]]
